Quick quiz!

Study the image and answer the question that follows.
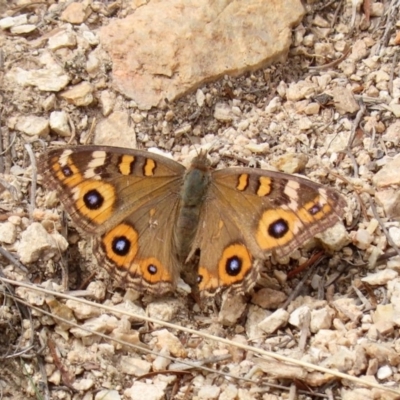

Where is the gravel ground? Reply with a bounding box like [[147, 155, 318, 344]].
[[1, 1, 400, 399]]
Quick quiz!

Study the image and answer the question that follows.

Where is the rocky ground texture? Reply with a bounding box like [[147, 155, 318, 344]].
[[1, 1, 400, 399]]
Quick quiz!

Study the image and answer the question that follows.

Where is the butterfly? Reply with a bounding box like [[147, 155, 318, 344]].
[[39, 146, 345, 295]]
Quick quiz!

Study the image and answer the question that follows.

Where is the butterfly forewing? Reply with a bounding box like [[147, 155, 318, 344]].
[[40, 146, 185, 294]]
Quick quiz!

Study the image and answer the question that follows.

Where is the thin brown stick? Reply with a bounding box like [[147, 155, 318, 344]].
[[47, 338, 76, 391], [309, 43, 351, 71], [388, 51, 398, 97], [24, 143, 37, 220], [0, 246, 29, 273], [376, 0, 400, 54]]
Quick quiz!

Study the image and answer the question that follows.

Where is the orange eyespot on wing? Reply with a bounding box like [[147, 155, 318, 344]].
[[198, 243, 252, 292], [101, 223, 139, 268], [256, 209, 298, 251], [74, 181, 116, 224], [137, 257, 173, 284]]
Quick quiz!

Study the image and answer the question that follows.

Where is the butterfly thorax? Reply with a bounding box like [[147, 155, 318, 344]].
[[174, 155, 211, 262]]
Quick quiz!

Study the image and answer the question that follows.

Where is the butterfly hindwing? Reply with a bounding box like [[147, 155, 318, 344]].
[[192, 167, 345, 293]]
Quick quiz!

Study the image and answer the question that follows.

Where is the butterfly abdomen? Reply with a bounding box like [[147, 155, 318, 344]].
[[174, 164, 211, 262]]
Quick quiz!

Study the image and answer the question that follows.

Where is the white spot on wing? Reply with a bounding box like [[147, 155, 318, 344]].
[[284, 180, 300, 211], [84, 151, 107, 179], [59, 149, 73, 166], [318, 188, 329, 203]]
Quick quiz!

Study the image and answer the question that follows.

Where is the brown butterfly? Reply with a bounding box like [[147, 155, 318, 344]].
[[39, 146, 345, 295]]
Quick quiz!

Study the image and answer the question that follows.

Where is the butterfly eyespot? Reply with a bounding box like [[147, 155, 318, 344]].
[[61, 165, 73, 177], [268, 218, 289, 239], [225, 255, 242, 276], [147, 264, 158, 275], [308, 203, 322, 215], [137, 257, 172, 283], [213, 243, 252, 289], [83, 189, 104, 210], [112, 236, 131, 256], [102, 223, 139, 268], [256, 209, 296, 251]]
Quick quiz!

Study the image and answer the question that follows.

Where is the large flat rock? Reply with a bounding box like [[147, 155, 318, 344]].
[[100, 0, 304, 109]]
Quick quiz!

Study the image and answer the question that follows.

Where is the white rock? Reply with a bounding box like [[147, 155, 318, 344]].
[[82, 30, 99, 46], [389, 227, 400, 247], [86, 281, 107, 300], [289, 305, 310, 328], [86, 52, 100, 75], [245, 142, 270, 154], [0, 221, 17, 244], [100, 90, 116, 116], [17, 223, 68, 263], [312, 329, 339, 347], [351, 228, 373, 250], [332, 298, 363, 322], [373, 154, 400, 188], [120, 356, 152, 376], [73, 378, 94, 391], [48, 30, 77, 50], [286, 80, 316, 101], [361, 269, 398, 286], [273, 153, 308, 174], [65, 300, 102, 320], [10, 24, 36, 34], [218, 293, 247, 326], [198, 385, 220, 399], [49, 111, 71, 137], [70, 314, 119, 338], [15, 287, 45, 306], [196, 89, 205, 107], [316, 222, 350, 252], [0, 15, 28, 29], [245, 305, 270, 339], [7, 59, 69, 92], [298, 116, 313, 131], [304, 102, 320, 115], [152, 329, 187, 357], [15, 116, 49, 137], [152, 347, 171, 371], [48, 370, 61, 385], [265, 96, 281, 113], [331, 87, 359, 114], [42, 94, 57, 111], [214, 102, 234, 121], [251, 288, 287, 309], [94, 111, 137, 149], [95, 390, 121, 400], [388, 256, 400, 272], [342, 388, 373, 400], [377, 365, 393, 380], [60, 2, 88, 24], [382, 120, 400, 145], [125, 381, 165, 400], [60, 81, 94, 106], [258, 309, 289, 334], [218, 384, 238, 400], [375, 189, 400, 219], [112, 300, 146, 322], [147, 298, 179, 322], [310, 307, 334, 333], [324, 131, 350, 153]]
